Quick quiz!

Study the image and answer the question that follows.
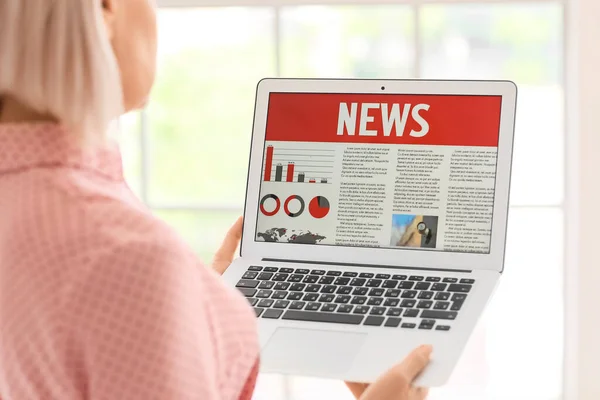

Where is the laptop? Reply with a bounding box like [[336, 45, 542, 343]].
[[223, 78, 517, 387]]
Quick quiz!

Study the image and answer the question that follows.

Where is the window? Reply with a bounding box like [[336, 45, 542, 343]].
[[120, 1, 565, 399]]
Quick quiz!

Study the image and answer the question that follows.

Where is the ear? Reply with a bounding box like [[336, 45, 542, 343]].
[[101, 0, 118, 39]]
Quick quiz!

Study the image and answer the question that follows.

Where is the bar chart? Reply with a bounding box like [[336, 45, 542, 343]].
[[263, 145, 335, 184]]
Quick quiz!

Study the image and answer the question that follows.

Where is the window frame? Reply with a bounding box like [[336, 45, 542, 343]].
[[138, 1, 583, 399]]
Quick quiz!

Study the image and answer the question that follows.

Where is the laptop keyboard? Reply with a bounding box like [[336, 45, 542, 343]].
[[236, 266, 474, 331]]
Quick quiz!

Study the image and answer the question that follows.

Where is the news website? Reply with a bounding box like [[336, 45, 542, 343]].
[[254, 92, 502, 254]]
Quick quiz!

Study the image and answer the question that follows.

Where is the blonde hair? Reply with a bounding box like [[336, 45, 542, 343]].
[[0, 0, 124, 141]]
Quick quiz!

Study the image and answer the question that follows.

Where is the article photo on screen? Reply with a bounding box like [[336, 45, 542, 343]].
[[254, 92, 502, 254]]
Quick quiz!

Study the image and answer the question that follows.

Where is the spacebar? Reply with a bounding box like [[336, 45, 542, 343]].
[[282, 311, 364, 325]]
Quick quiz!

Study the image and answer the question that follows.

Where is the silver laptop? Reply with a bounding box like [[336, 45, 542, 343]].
[[223, 78, 517, 387]]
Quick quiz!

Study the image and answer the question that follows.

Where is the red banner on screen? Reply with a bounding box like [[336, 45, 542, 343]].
[[265, 93, 502, 147]]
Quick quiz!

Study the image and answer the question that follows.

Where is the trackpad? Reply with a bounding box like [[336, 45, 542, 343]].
[[261, 328, 367, 375]]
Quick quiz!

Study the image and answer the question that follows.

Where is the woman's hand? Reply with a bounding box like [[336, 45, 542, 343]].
[[211, 216, 243, 275], [345, 345, 432, 400]]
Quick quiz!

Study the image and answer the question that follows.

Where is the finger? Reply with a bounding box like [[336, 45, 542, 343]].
[[213, 216, 243, 264], [344, 382, 368, 399], [398, 345, 433, 382], [410, 386, 429, 400]]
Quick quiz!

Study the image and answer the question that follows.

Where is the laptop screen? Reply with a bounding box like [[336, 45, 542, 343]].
[[254, 92, 503, 254]]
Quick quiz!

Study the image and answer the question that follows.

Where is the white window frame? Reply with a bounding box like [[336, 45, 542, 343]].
[[142, 1, 598, 399]]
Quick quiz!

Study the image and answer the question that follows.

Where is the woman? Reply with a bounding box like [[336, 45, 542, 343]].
[[0, 1, 432, 399]]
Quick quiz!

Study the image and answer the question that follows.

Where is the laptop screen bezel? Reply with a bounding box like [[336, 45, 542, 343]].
[[240, 78, 517, 273]]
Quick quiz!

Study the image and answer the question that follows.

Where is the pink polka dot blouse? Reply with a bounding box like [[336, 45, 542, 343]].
[[0, 123, 260, 400]]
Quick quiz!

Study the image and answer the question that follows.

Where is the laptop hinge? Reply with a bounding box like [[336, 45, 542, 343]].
[[262, 258, 472, 274]]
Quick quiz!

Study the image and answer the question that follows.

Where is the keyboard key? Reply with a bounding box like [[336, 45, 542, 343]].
[[236, 279, 259, 289], [353, 306, 370, 315], [451, 300, 465, 311], [435, 292, 451, 301], [321, 285, 337, 294], [383, 298, 400, 307], [421, 310, 458, 320], [370, 307, 386, 316], [272, 273, 288, 282], [264, 267, 278, 272], [337, 286, 352, 295], [322, 303, 337, 312], [350, 278, 367, 286], [401, 322, 416, 329], [272, 291, 288, 300], [392, 274, 408, 280], [274, 282, 290, 291], [257, 272, 273, 280], [274, 300, 290, 309], [369, 288, 385, 297], [256, 290, 273, 299], [419, 319, 435, 330], [351, 296, 368, 305], [382, 280, 398, 289], [237, 288, 256, 297], [303, 293, 319, 302], [400, 299, 416, 308], [418, 291, 434, 300], [257, 299, 274, 308], [434, 301, 450, 310], [452, 293, 468, 301], [248, 266, 262, 271], [359, 272, 374, 278], [353, 287, 369, 296], [404, 309, 419, 318], [263, 309, 283, 319], [319, 276, 335, 285], [288, 274, 303, 283], [398, 281, 415, 289], [364, 316, 385, 326], [303, 275, 319, 284], [327, 271, 342, 276], [386, 308, 403, 317], [366, 279, 383, 288], [319, 294, 335, 303], [415, 282, 430, 290], [409, 276, 424, 281], [442, 277, 458, 283], [311, 270, 326, 275], [337, 305, 353, 313], [290, 283, 306, 291], [417, 300, 433, 309], [447, 284, 472, 293], [401, 290, 417, 299], [367, 297, 384, 306], [334, 277, 351, 286], [280, 268, 294, 273], [335, 295, 351, 304], [287, 292, 303, 301], [296, 269, 310, 274], [283, 310, 363, 325], [376, 274, 391, 279], [431, 283, 447, 292], [343, 272, 358, 277], [385, 289, 401, 298], [306, 302, 321, 311], [290, 301, 305, 310], [305, 284, 321, 293], [426, 276, 441, 282], [385, 317, 402, 327], [242, 271, 258, 279], [436, 325, 451, 331], [254, 307, 264, 317], [460, 278, 475, 284]]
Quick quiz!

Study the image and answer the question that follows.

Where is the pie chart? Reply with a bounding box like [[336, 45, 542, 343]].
[[309, 196, 330, 219]]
